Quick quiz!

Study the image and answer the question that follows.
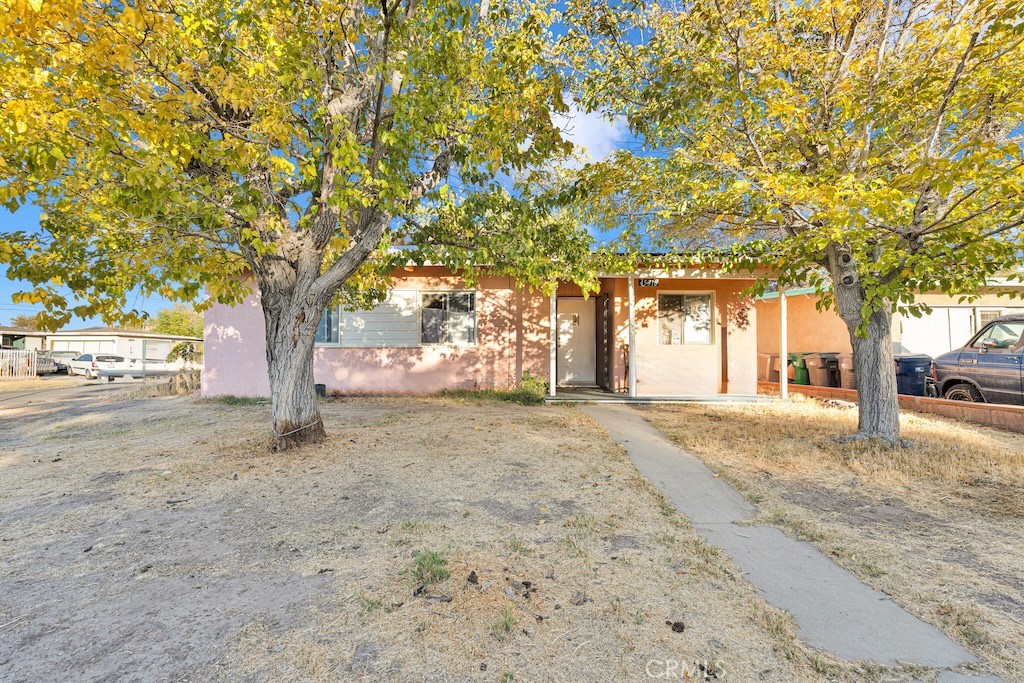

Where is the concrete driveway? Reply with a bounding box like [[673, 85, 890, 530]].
[[0, 377, 145, 411]]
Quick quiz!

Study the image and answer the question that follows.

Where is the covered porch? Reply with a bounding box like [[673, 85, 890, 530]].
[[544, 270, 779, 400]]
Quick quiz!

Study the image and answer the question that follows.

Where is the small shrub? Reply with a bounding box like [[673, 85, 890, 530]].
[[652, 533, 677, 547], [518, 370, 548, 399], [655, 495, 676, 517], [167, 341, 202, 364], [506, 535, 530, 556], [564, 512, 597, 532], [440, 388, 544, 406], [398, 519, 428, 531], [407, 549, 449, 585], [438, 371, 548, 406], [563, 534, 588, 559], [358, 592, 383, 613], [489, 607, 516, 640]]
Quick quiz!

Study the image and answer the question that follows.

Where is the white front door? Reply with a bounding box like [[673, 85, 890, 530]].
[[557, 298, 596, 385]]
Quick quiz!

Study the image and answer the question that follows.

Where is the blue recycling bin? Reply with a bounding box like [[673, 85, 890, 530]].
[[893, 354, 932, 396]]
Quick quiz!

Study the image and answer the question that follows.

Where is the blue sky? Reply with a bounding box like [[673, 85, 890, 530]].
[[0, 97, 630, 329]]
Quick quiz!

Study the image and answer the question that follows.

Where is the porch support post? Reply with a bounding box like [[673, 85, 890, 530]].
[[549, 292, 557, 397], [628, 275, 637, 398], [779, 287, 789, 400]]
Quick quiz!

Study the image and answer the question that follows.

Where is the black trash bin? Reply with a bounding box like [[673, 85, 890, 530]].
[[804, 352, 841, 388], [823, 352, 842, 387], [893, 354, 932, 396]]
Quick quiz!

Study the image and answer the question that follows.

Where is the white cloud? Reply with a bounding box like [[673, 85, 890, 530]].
[[553, 96, 630, 163]]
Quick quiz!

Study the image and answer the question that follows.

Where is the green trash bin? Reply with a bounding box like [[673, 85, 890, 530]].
[[789, 353, 810, 385]]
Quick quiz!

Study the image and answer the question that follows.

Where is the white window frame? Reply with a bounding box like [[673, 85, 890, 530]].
[[314, 289, 479, 348], [314, 305, 342, 347], [419, 290, 478, 347], [657, 291, 715, 346], [976, 308, 1003, 333]]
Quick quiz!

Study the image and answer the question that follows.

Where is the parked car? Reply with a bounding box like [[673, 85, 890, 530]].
[[0, 345, 56, 376], [67, 354, 137, 380], [34, 353, 57, 375], [43, 350, 80, 373], [932, 313, 1024, 404]]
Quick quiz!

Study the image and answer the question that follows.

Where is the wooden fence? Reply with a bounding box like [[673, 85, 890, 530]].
[[0, 349, 36, 379]]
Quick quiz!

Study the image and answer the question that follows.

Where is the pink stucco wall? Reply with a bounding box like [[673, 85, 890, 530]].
[[604, 278, 757, 396], [202, 268, 760, 397], [756, 295, 853, 355], [203, 269, 551, 397]]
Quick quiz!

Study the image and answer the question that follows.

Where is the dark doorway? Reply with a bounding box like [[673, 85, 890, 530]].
[[595, 293, 613, 389]]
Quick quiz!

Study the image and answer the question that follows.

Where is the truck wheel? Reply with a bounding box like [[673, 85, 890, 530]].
[[944, 383, 983, 402]]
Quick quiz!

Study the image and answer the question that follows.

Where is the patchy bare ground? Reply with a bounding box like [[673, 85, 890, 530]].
[[0, 392, 922, 682], [640, 397, 1024, 681], [0, 376, 85, 393]]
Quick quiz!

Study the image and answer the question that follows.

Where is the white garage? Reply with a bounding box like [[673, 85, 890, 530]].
[[895, 299, 1024, 358], [50, 337, 117, 354], [46, 327, 200, 362]]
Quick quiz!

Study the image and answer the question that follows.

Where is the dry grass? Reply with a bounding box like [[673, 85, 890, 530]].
[[0, 393, 916, 682], [641, 396, 1024, 680], [0, 376, 84, 393], [112, 373, 202, 401]]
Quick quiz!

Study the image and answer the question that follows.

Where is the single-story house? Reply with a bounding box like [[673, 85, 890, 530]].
[[45, 327, 202, 362], [0, 326, 48, 352], [201, 265, 762, 398], [756, 278, 1024, 361]]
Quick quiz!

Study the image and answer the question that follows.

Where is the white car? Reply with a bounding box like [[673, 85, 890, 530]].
[[67, 354, 137, 380]]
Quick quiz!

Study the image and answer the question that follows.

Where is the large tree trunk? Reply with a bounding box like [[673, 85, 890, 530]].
[[827, 245, 903, 446], [243, 210, 389, 452], [261, 286, 328, 451]]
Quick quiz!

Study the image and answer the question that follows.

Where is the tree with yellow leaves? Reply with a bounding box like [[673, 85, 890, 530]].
[[1, 0, 596, 449], [567, 0, 1024, 444]]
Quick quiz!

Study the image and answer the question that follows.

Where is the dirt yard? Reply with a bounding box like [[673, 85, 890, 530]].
[[0, 392, 937, 682], [641, 397, 1024, 681], [0, 376, 84, 393]]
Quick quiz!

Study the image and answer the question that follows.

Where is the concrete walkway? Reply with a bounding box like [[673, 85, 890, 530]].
[[583, 403, 984, 673]]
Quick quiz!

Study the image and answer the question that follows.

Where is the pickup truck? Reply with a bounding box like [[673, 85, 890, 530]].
[[932, 313, 1024, 405]]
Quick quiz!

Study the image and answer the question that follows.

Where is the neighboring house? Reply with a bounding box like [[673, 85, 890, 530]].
[[0, 327, 48, 352], [756, 279, 1024, 360], [202, 265, 761, 398], [45, 327, 202, 362]]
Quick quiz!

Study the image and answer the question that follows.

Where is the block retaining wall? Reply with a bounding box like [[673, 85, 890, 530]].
[[757, 381, 1024, 435]]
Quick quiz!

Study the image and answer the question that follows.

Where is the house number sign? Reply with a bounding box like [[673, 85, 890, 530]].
[[638, 278, 660, 287]]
